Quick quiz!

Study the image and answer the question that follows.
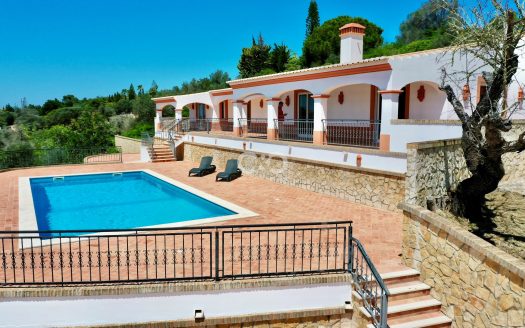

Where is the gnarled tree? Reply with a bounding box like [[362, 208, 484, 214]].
[[439, 0, 525, 222]]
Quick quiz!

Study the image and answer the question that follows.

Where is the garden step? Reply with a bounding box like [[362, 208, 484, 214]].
[[387, 312, 452, 328], [360, 298, 442, 321]]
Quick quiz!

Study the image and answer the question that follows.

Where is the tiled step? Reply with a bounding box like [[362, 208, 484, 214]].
[[361, 297, 441, 319], [388, 282, 431, 301], [382, 269, 420, 285], [355, 269, 421, 288], [152, 159, 176, 163], [353, 281, 431, 303], [355, 267, 450, 328], [388, 312, 452, 328]]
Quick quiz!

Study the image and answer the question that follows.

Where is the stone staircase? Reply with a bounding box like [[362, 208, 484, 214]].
[[149, 140, 177, 163], [354, 268, 452, 328]]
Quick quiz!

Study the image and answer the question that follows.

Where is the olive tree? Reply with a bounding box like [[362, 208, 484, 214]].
[[438, 0, 525, 221]]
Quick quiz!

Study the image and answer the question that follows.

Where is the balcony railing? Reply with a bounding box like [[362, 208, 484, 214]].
[[274, 119, 314, 143], [239, 118, 268, 138], [208, 118, 234, 133], [0, 147, 122, 170], [0, 221, 352, 286], [322, 120, 381, 148]]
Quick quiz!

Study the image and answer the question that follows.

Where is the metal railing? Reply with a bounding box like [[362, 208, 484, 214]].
[[208, 118, 234, 133], [274, 119, 314, 142], [0, 221, 352, 286], [0, 147, 122, 170], [350, 237, 389, 328], [322, 120, 381, 148], [239, 118, 267, 138]]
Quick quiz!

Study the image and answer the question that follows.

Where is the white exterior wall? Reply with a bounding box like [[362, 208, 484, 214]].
[[389, 123, 462, 152], [175, 91, 214, 108], [246, 96, 266, 119], [0, 283, 349, 327], [232, 70, 391, 101], [280, 91, 295, 119], [327, 84, 372, 120], [185, 134, 407, 174], [407, 82, 456, 120], [508, 41, 525, 119]]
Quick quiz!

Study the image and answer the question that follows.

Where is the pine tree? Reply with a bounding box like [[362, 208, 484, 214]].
[[149, 80, 158, 97], [306, 0, 320, 37], [128, 83, 136, 100]]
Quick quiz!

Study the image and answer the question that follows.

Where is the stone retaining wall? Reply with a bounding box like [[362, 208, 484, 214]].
[[400, 202, 525, 328], [184, 142, 405, 211], [115, 135, 141, 154], [405, 121, 525, 208]]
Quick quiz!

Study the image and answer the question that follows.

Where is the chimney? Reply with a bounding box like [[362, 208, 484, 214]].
[[339, 23, 366, 64]]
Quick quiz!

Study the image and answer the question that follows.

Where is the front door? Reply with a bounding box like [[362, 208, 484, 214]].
[[197, 104, 206, 120], [297, 93, 314, 139]]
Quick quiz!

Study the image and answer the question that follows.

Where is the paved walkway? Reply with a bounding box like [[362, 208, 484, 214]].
[[0, 157, 403, 272]]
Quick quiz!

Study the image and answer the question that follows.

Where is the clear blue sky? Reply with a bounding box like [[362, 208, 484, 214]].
[[0, 0, 430, 107]]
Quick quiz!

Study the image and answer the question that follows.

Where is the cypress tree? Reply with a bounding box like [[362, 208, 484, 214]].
[[306, 0, 320, 37], [128, 83, 136, 100]]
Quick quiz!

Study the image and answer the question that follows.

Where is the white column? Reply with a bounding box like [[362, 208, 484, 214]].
[[266, 98, 280, 140], [378, 90, 402, 151], [174, 108, 183, 121], [233, 101, 244, 137], [211, 101, 220, 120], [154, 109, 163, 134], [312, 95, 329, 145]]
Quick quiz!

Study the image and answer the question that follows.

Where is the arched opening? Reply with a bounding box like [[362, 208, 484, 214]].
[[399, 81, 452, 120], [271, 89, 316, 142], [161, 105, 175, 117], [212, 100, 233, 133], [240, 94, 267, 138], [322, 83, 382, 148]]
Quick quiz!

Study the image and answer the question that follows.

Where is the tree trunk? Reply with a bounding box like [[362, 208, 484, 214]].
[[452, 126, 506, 227]]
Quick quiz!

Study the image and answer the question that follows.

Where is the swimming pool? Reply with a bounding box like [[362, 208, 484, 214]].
[[19, 170, 256, 237]]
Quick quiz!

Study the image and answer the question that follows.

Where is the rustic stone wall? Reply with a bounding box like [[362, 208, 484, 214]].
[[184, 142, 405, 211], [405, 139, 469, 208], [400, 203, 525, 328], [501, 121, 525, 183], [405, 121, 525, 208]]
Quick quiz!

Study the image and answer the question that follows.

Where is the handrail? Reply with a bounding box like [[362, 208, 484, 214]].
[[350, 237, 389, 328], [0, 221, 352, 286], [0, 220, 353, 234]]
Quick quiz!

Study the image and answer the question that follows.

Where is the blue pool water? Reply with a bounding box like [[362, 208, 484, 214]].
[[29, 171, 236, 234]]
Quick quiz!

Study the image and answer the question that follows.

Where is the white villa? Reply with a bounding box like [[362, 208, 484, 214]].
[[152, 22, 525, 159], [3, 23, 525, 328]]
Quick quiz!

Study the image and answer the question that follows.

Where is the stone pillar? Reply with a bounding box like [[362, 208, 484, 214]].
[[266, 98, 280, 140], [378, 90, 403, 152], [312, 95, 329, 145], [233, 100, 244, 137]]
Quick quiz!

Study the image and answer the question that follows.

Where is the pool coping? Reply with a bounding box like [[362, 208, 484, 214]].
[[17, 169, 258, 247]]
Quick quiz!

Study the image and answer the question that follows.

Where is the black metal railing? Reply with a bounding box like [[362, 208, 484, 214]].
[[322, 120, 381, 148], [208, 118, 234, 133], [350, 237, 389, 328], [239, 118, 267, 138], [0, 221, 352, 286], [274, 119, 314, 142], [0, 147, 122, 170]]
